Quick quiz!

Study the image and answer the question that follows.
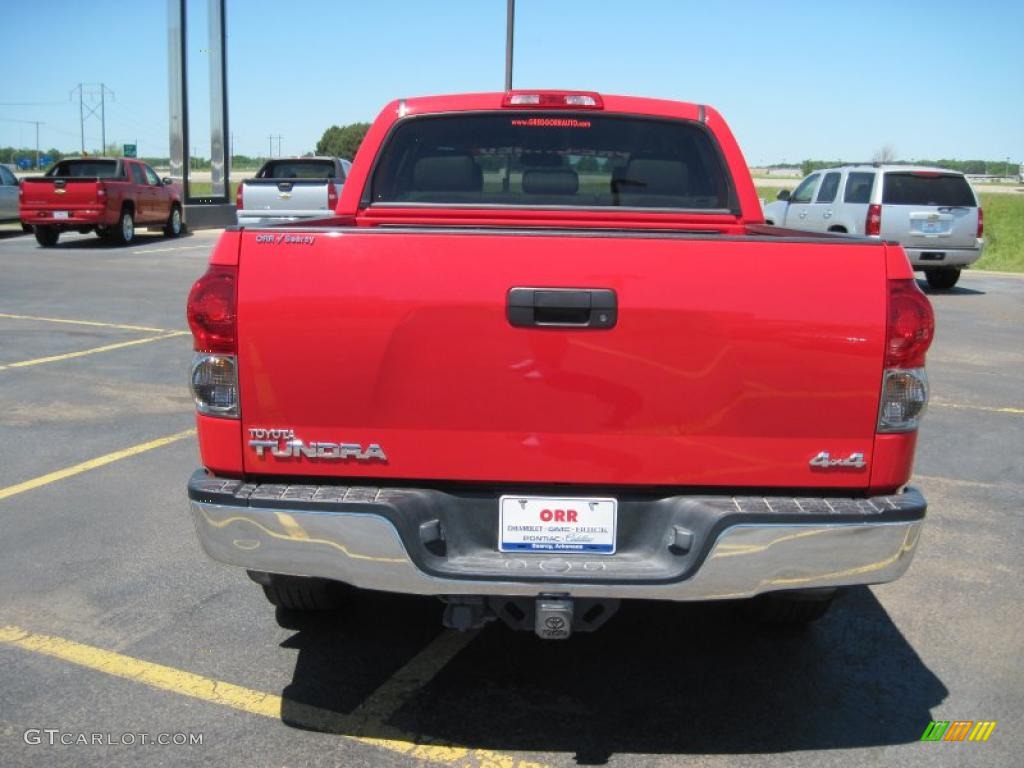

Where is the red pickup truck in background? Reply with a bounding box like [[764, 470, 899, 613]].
[[187, 91, 934, 640], [20, 157, 183, 247]]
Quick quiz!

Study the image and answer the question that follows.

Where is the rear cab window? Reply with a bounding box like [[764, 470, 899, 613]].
[[844, 172, 875, 203], [882, 172, 976, 206], [368, 113, 733, 210], [47, 160, 123, 178], [259, 160, 338, 179], [129, 163, 146, 185]]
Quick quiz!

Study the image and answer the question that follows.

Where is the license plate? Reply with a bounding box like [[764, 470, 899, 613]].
[[920, 220, 941, 234], [53, 211, 69, 219], [499, 495, 617, 554]]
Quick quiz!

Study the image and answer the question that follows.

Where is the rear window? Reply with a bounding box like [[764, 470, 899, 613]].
[[259, 160, 339, 179], [369, 113, 732, 210], [47, 160, 122, 178], [882, 172, 975, 207]]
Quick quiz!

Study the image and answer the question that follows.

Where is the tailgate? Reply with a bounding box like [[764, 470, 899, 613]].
[[20, 178, 102, 210], [237, 229, 886, 489], [241, 180, 330, 212], [883, 171, 979, 249]]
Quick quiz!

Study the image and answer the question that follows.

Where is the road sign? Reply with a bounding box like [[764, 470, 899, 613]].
[[123, 144, 137, 158]]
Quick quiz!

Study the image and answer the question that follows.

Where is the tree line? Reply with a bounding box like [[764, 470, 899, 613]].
[[783, 158, 1019, 176]]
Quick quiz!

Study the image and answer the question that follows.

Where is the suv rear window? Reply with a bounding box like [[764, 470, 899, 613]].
[[259, 160, 339, 179], [882, 172, 975, 207], [369, 113, 732, 209], [47, 160, 122, 178]]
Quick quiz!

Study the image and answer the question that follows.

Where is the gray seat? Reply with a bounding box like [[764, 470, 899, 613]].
[[522, 168, 579, 196], [412, 153, 483, 192], [614, 156, 690, 204]]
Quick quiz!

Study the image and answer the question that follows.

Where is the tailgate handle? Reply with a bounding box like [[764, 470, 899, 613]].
[[507, 288, 617, 329]]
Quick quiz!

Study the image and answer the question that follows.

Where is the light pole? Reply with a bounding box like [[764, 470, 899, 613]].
[[505, 0, 514, 90]]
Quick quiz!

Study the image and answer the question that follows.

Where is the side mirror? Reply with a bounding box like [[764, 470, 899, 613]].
[[162, 177, 174, 186], [776, 189, 791, 202]]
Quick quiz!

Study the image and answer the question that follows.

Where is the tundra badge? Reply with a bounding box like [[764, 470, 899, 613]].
[[248, 427, 387, 462]]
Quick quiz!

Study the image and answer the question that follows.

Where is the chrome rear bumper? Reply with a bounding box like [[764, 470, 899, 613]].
[[188, 472, 925, 601]]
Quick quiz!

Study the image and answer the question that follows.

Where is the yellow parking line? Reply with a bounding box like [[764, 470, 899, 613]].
[[0, 625, 547, 768], [350, 630, 479, 733], [0, 312, 176, 334], [0, 429, 195, 502], [0, 331, 188, 371], [932, 401, 1024, 416]]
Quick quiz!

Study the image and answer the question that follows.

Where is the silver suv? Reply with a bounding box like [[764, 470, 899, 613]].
[[763, 165, 984, 289]]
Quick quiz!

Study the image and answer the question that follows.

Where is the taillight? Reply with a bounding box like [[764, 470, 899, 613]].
[[865, 204, 882, 236], [327, 181, 338, 210], [190, 354, 239, 418], [187, 264, 237, 354], [886, 279, 934, 369], [235, 183, 244, 210], [878, 279, 934, 432], [977, 207, 983, 239], [502, 91, 603, 109]]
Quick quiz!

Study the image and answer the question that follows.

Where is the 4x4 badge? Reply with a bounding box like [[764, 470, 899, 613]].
[[809, 451, 867, 469]]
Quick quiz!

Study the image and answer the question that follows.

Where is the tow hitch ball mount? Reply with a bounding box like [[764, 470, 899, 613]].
[[441, 594, 620, 639]]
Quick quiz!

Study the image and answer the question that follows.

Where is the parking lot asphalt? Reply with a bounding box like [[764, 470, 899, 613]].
[[0, 225, 1021, 768]]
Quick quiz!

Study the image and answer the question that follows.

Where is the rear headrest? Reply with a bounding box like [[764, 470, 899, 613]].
[[621, 157, 689, 195], [412, 153, 482, 192], [522, 168, 579, 195]]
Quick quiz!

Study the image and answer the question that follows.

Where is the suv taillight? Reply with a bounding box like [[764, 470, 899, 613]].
[[977, 207, 983, 239], [865, 204, 882, 236], [187, 264, 237, 354], [327, 180, 338, 210], [878, 279, 934, 433], [235, 183, 243, 210]]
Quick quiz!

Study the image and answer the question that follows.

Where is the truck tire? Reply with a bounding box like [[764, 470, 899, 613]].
[[739, 589, 837, 624], [34, 226, 59, 247], [925, 268, 961, 290], [163, 205, 183, 238], [252, 572, 349, 611], [112, 207, 135, 245]]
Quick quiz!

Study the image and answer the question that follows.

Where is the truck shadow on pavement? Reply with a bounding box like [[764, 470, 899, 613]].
[[278, 586, 947, 762]]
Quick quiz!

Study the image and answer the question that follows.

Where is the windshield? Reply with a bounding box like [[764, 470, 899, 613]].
[[369, 113, 732, 210], [47, 160, 121, 178], [882, 172, 976, 207]]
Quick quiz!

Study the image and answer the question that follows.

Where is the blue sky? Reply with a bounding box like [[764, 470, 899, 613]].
[[2, 0, 1022, 166]]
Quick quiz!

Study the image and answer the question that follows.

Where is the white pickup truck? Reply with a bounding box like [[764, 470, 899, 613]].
[[235, 156, 350, 226]]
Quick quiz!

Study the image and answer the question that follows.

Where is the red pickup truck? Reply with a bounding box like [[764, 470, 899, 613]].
[[187, 91, 933, 639], [20, 157, 183, 247]]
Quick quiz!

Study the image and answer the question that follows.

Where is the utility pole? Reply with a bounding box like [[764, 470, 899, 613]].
[[505, 0, 515, 90], [30, 121, 43, 169], [267, 134, 273, 158], [276, 135, 283, 157], [75, 84, 84, 153], [101, 86, 106, 151]]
